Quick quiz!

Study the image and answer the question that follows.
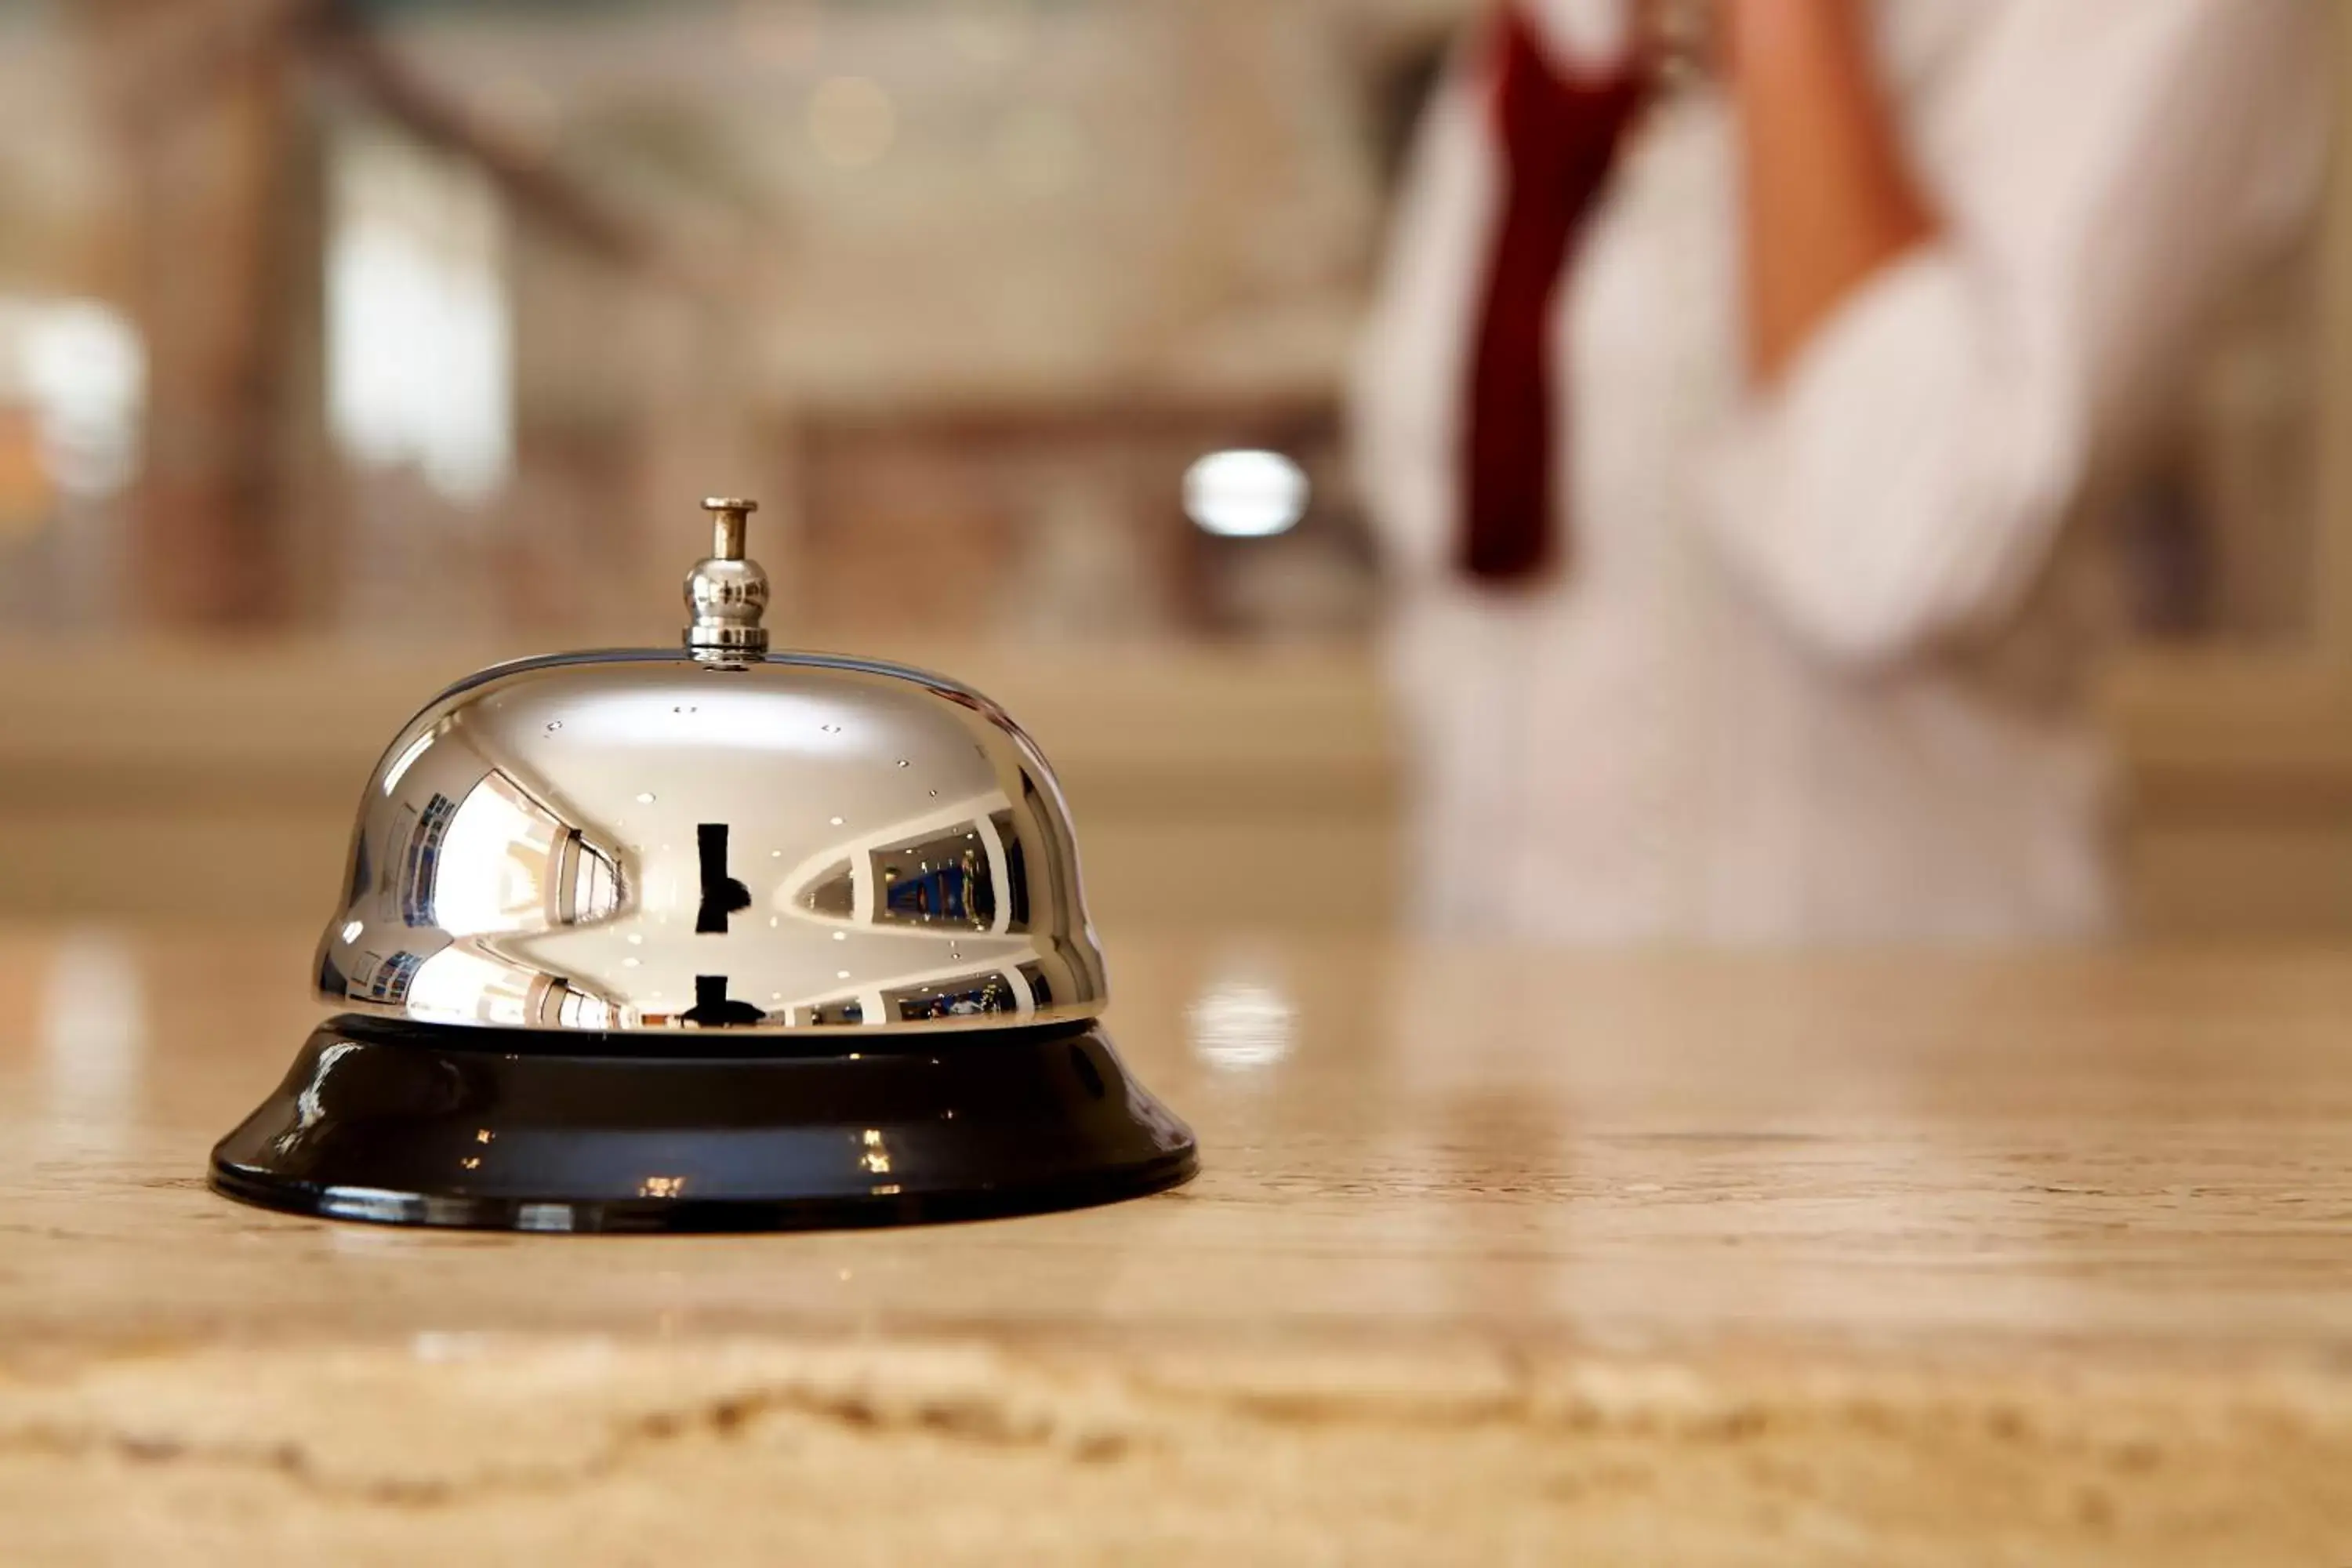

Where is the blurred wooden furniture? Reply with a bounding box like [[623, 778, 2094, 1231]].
[[2108, 651, 2352, 934], [2, 927, 2348, 1563]]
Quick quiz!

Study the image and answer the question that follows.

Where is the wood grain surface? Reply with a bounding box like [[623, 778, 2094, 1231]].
[[2, 926, 2350, 1564]]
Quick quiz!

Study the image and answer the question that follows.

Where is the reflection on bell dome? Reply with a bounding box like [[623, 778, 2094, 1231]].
[[405, 943, 539, 1025], [801, 861, 855, 919], [877, 822, 996, 928], [785, 960, 1036, 1031], [430, 771, 620, 935], [338, 933, 630, 1030], [315, 649, 1108, 1035], [356, 713, 626, 943], [781, 792, 1020, 935]]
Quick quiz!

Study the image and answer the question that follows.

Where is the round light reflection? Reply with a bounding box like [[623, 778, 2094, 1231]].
[[1183, 449, 1308, 539], [1185, 980, 1296, 1072]]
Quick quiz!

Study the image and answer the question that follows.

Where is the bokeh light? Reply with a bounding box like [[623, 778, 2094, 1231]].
[[1183, 449, 1310, 539]]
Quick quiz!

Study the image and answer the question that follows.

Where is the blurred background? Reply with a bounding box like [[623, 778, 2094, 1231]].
[[1, 0, 2350, 938]]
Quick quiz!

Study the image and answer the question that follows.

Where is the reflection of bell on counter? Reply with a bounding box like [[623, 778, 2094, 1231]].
[[210, 499, 1197, 1232]]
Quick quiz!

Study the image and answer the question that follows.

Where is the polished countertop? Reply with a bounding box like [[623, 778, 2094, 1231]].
[[2, 926, 2350, 1564]]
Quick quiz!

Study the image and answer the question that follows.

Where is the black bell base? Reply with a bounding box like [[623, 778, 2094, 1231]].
[[209, 1015, 1196, 1233]]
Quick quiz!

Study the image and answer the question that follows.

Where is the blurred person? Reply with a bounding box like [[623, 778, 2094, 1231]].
[[1352, 0, 2330, 942]]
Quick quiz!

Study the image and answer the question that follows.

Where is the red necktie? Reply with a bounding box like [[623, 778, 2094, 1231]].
[[1461, 5, 1650, 583]]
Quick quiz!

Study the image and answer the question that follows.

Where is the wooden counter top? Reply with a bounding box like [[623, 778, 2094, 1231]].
[[3, 927, 2350, 1563]]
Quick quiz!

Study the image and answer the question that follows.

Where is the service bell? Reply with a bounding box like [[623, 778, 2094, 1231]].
[[209, 499, 1197, 1231]]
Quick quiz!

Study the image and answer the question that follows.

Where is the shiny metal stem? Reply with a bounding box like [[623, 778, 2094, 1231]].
[[709, 502, 750, 562], [686, 498, 769, 661]]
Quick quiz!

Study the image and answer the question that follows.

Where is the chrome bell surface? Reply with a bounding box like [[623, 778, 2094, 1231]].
[[210, 498, 1192, 1233], [317, 499, 1107, 1037]]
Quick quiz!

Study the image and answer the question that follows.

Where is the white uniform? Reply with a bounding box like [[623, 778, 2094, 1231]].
[[1352, 0, 2328, 943]]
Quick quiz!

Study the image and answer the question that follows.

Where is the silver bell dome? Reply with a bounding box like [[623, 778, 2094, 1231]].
[[317, 499, 1108, 1036]]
